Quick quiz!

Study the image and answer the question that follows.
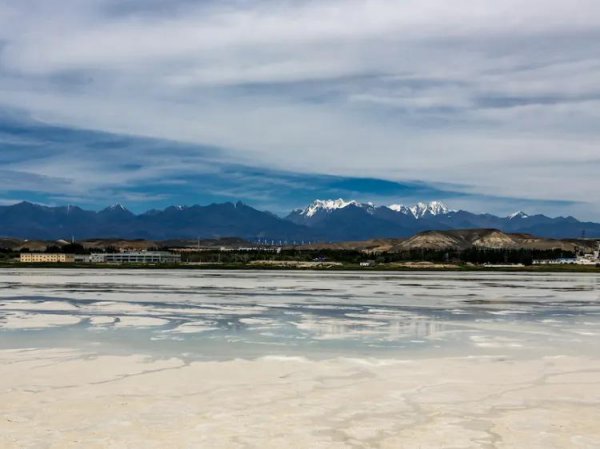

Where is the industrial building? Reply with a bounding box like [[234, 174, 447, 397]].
[[90, 251, 181, 264], [20, 253, 75, 263]]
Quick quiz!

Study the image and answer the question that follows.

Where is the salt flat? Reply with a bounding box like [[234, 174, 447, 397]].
[[0, 269, 599, 448]]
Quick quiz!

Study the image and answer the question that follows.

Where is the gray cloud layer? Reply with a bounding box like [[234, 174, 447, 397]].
[[0, 0, 599, 217]]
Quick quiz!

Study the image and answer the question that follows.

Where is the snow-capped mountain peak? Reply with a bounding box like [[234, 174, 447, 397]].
[[107, 203, 128, 211], [99, 203, 130, 214], [410, 202, 429, 218], [302, 199, 362, 217], [425, 201, 450, 216], [388, 201, 452, 219], [508, 211, 529, 219]]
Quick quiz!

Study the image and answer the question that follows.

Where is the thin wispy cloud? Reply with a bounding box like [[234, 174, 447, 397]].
[[0, 0, 598, 218]]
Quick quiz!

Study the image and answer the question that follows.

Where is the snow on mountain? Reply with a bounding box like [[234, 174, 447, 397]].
[[425, 201, 451, 216], [508, 211, 529, 220], [301, 199, 366, 217], [410, 202, 430, 218], [388, 201, 452, 219], [106, 203, 128, 212], [297, 199, 453, 220]]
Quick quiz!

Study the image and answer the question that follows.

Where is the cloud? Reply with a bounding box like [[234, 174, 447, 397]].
[[0, 112, 585, 219], [0, 0, 598, 218]]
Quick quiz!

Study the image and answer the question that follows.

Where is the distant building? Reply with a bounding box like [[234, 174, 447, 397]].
[[90, 251, 181, 264], [483, 263, 525, 268], [533, 258, 577, 265], [534, 244, 600, 266], [532, 257, 599, 265], [20, 253, 75, 263]]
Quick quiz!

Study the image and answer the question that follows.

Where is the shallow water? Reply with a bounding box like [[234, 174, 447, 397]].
[[1, 269, 599, 360]]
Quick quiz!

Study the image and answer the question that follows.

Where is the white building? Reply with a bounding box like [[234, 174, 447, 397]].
[[532, 258, 578, 265], [90, 251, 181, 264]]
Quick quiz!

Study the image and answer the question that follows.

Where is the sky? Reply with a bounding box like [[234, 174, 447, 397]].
[[0, 0, 599, 218]]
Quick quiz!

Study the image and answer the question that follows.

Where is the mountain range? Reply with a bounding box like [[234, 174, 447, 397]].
[[0, 199, 599, 241], [286, 199, 600, 240]]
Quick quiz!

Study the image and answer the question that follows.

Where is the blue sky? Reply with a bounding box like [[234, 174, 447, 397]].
[[0, 109, 580, 216], [0, 0, 599, 218]]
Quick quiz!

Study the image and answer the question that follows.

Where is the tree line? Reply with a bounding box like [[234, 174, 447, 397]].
[[182, 248, 574, 265]]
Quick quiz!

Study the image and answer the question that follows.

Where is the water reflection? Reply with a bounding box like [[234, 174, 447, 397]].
[[0, 269, 599, 358]]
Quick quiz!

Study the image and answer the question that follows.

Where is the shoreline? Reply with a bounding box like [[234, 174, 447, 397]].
[[2, 262, 599, 272]]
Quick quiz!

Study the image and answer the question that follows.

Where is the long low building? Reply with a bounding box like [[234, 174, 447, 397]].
[[90, 251, 181, 264], [20, 253, 75, 263]]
